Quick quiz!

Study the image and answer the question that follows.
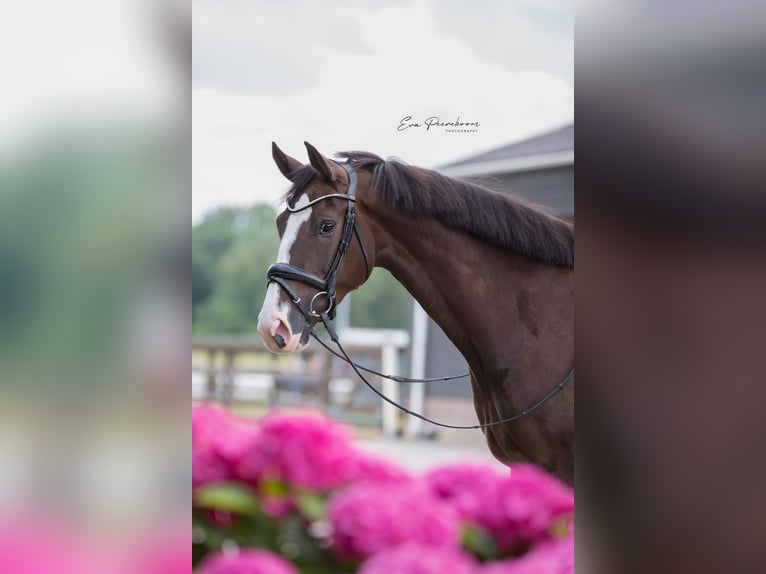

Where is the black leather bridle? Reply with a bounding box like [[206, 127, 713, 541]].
[[266, 162, 370, 322]]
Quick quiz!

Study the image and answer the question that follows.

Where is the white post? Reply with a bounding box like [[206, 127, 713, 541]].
[[337, 327, 408, 438], [381, 341, 399, 437], [408, 303, 429, 438]]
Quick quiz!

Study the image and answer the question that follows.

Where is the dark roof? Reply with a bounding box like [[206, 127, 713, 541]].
[[441, 124, 573, 169]]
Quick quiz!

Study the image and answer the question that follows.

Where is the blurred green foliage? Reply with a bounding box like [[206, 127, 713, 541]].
[[192, 205, 411, 334], [348, 268, 411, 330], [193, 205, 280, 334]]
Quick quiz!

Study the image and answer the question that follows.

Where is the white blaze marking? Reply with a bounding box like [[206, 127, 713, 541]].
[[258, 196, 313, 324], [276, 195, 312, 264]]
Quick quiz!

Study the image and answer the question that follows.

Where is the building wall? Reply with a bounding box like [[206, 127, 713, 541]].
[[424, 320, 471, 397], [468, 165, 574, 217]]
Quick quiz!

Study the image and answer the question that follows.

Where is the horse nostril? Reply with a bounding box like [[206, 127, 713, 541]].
[[271, 318, 293, 350]]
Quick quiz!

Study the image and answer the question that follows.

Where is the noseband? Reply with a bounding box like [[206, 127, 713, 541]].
[[267, 162, 370, 321]]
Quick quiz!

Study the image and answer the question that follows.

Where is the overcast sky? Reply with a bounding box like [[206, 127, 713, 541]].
[[192, 0, 573, 221]]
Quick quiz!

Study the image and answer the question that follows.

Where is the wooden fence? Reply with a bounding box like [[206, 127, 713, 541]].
[[192, 330, 410, 435]]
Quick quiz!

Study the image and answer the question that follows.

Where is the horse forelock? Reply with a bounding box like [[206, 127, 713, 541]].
[[281, 166, 318, 207]]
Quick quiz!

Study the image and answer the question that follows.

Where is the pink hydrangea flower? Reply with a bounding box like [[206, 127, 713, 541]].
[[481, 534, 574, 574], [192, 406, 233, 488], [359, 542, 479, 574], [198, 550, 299, 574], [192, 405, 230, 447], [425, 462, 573, 551], [482, 464, 574, 551], [328, 482, 461, 560], [234, 410, 361, 492], [351, 453, 414, 486], [193, 447, 231, 489], [259, 497, 294, 519], [424, 463, 506, 525], [192, 406, 256, 488]]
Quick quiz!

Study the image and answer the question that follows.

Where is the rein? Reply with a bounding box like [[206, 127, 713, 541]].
[[311, 334, 470, 383], [313, 312, 574, 430], [267, 162, 574, 430]]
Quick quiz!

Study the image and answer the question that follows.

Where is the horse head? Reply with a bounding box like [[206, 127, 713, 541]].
[[257, 142, 373, 353]]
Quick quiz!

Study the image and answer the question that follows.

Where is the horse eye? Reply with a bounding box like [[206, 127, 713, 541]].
[[319, 221, 336, 235]]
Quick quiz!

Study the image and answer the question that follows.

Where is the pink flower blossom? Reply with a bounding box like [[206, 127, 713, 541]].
[[260, 497, 293, 519], [192, 409, 576, 573], [352, 453, 414, 486], [425, 462, 574, 551], [482, 464, 574, 551], [328, 482, 461, 560], [234, 410, 360, 492], [198, 550, 299, 574], [424, 463, 506, 525], [192, 405, 230, 448], [192, 406, 231, 488], [359, 543, 479, 574], [481, 535, 574, 574], [192, 406, 257, 489], [193, 448, 230, 489]]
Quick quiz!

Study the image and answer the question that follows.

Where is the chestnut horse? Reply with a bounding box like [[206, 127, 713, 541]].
[[257, 142, 574, 484]]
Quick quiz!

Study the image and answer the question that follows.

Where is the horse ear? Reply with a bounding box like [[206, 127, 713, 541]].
[[272, 142, 303, 181], [304, 141, 337, 183]]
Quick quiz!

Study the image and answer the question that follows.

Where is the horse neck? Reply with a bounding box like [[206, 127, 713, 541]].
[[363, 205, 574, 378]]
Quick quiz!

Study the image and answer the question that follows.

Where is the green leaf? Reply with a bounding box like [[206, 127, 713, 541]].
[[261, 478, 289, 497], [296, 492, 327, 521], [548, 513, 573, 538], [194, 481, 261, 516], [231, 514, 280, 549], [462, 524, 500, 561]]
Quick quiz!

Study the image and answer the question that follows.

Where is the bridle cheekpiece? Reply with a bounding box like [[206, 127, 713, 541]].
[[266, 162, 370, 321]]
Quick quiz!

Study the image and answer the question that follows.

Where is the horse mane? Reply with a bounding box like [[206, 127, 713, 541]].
[[337, 151, 574, 268], [282, 151, 574, 268]]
